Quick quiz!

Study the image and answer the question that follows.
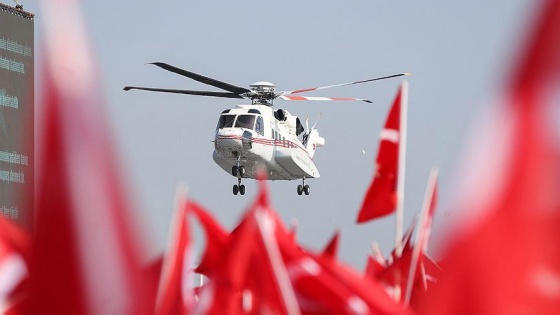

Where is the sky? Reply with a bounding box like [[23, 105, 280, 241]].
[[20, 0, 536, 269]]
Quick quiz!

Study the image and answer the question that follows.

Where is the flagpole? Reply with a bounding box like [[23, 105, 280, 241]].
[[395, 80, 408, 255]]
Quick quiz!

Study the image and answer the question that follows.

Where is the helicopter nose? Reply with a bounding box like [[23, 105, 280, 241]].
[[215, 128, 251, 153]]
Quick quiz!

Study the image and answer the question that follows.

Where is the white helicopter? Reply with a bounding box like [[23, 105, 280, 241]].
[[124, 63, 407, 195]]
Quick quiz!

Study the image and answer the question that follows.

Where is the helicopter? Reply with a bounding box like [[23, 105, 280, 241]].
[[124, 62, 407, 195]]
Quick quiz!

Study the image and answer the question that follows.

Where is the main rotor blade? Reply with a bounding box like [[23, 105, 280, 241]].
[[150, 62, 251, 95], [123, 86, 245, 99], [282, 73, 410, 95], [279, 95, 372, 103]]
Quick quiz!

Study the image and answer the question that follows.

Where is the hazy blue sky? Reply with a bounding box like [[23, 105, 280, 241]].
[[23, 0, 535, 268]]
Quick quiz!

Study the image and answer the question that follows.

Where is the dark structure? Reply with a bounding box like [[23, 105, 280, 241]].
[[0, 3, 34, 229]]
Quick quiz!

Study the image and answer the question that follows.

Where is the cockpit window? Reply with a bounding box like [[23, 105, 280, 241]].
[[235, 115, 255, 130], [255, 116, 264, 135], [217, 114, 235, 129]]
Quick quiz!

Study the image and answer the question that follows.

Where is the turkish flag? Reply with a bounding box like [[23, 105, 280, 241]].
[[357, 82, 406, 223], [0, 217, 30, 315], [28, 1, 152, 314], [155, 191, 197, 315], [192, 200, 228, 278], [416, 0, 560, 313], [195, 181, 300, 314]]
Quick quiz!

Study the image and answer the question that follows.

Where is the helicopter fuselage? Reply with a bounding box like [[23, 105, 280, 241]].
[[212, 104, 322, 181]]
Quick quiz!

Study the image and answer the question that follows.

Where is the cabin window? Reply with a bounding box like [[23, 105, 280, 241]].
[[217, 114, 235, 129], [255, 116, 264, 136], [248, 109, 261, 114], [235, 115, 256, 130]]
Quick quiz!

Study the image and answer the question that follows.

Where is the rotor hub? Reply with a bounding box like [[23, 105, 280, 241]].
[[248, 81, 277, 106], [249, 81, 276, 91]]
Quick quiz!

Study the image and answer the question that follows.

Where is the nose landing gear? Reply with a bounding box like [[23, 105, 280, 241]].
[[297, 178, 310, 196], [232, 157, 246, 195], [233, 178, 245, 195]]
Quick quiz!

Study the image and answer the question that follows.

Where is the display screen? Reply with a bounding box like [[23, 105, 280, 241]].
[[0, 5, 34, 228]]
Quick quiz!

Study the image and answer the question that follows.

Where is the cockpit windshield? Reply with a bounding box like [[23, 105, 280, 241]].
[[235, 115, 256, 129], [217, 114, 264, 135], [217, 114, 235, 129]]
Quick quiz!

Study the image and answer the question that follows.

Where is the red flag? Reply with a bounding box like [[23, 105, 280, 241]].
[[284, 247, 378, 314], [417, 0, 560, 313], [236, 180, 299, 314], [250, 208, 301, 314], [0, 217, 30, 314], [311, 251, 408, 315], [195, 181, 300, 314], [357, 82, 406, 223], [366, 173, 441, 307], [364, 242, 387, 280], [377, 244, 440, 305], [276, 220, 405, 314], [404, 169, 439, 304], [29, 1, 151, 314], [191, 201, 228, 277], [155, 189, 196, 315], [320, 231, 340, 259]]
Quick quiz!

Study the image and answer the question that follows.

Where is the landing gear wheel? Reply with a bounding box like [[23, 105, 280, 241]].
[[232, 165, 245, 178], [239, 185, 246, 195], [298, 177, 310, 196], [233, 185, 239, 195]]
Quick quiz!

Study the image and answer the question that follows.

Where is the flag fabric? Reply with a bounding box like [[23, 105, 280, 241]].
[[311, 251, 409, 315], [28, 1, 151, 314], [372, 219, 419, 304], [250, 207, 301, 315], [190, 179, 406, 314], [376, 243, 440, 306], [416, 0, 560, 313], [225, 181, 300, 315], [195, 181, 300, 314], [320, 231, 341, 259], [277, 218, 406, 314], [155, 189, 195, 315], [0, 217, 30, 314], [363, 173, 441, 307], [191, 201, 228, 278], [364, 244, 387, 281], [357, 82, 405, 223], [404, 169, 439, 304]]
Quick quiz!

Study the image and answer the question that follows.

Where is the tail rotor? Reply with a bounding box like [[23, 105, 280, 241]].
[[304, 113, 325, 159]]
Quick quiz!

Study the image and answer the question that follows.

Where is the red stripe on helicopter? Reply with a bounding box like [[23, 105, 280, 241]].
[[215, 135, 311, 156]]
